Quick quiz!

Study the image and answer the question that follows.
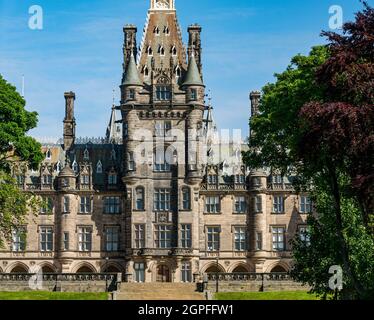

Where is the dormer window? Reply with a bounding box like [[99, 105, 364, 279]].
[[42, 174, 53, 185], [143, 66, 149, 78], [46, 149, 52, 160], [96, 161, 103, 174], [108, 173, 118, 185], [83, 148, 89, 160], [171, 46, 177, 56], [175, 66, 181, 78], [56, 161, 62, 174], [80, 174, 90, 186], [159, 45, 165, 56], [111, 149, 116, 160], [72, 161, 78, 173], [147, 46, 153, 56]]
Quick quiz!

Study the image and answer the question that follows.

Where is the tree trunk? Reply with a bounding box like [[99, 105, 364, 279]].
[[328, 164, 366, 299]]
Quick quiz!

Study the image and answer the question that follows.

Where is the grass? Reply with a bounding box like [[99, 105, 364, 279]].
[[215, 291, 320, 300], [0, 291, 108, 300]]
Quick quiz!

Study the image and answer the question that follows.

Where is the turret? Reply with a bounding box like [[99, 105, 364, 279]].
[[182, 54, 205, 105], [121, 54, 143, 104]]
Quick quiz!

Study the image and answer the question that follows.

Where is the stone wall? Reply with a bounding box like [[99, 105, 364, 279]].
[[0, 273, 119, 293]]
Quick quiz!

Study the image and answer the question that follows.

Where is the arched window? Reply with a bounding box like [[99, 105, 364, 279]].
[[46, 149, 52, 160], [111, 149, 116, 160], [143, 65, 149, 77], [164, 26, 170, 35], [175, 66, 181, 78], [154, 26, 160, 35], [147, 46, 153, 56], [182, 187, 191, 210], [96, 160, 103, 174], [159, 45, 165, 56], [171, 46, 177, 56], [135, 187, 145, 211]]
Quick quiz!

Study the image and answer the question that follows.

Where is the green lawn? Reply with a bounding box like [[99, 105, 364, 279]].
[[0, 291, 108, 300], [215, 291, 320, 300]]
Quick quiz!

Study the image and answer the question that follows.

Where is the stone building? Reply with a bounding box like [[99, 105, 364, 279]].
[[0, 0, 311, 282]]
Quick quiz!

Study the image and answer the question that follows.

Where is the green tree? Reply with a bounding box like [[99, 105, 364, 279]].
[[243, 3, 374, 299], [0, 74, 44, 248]]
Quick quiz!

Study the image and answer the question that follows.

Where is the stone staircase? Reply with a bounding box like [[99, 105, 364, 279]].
[[116, 283, 206, 300]]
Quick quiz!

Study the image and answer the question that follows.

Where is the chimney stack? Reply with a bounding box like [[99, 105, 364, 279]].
[[63, 92, 76, 151], [249, 91, 261, 138]]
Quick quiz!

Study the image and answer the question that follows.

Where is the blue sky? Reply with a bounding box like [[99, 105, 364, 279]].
[[0, 0, 368, 142]]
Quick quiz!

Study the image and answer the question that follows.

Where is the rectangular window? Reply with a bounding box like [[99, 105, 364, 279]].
[[234, 196, 247, 213], [80, 175, 90, 185], [234, 227, 247, 251], [154, 189, 171, 211], [127, 89, 135, 100], [254, 196, 262, 213], [40, 197, 53, 214], [63, 232, 69, 251], [42, 175, 53, 185], [273, 175, 283, 184], [104, 197, 121, 214], [207, 227, 220, 251], [12, 228, 26, 252], [78, 227, 92, 252], [63, 196, 70, 213], [134, 262, 145, 283], [135, 188, 145, 211], [181, 224, 192, 248], [155, 225, 172, 248], [300, 196, 312, 213], [154, 150, 171, 172], [128, 152, 135, 171], [40, 227, 53, 252], [80, 196, 92, 214], [181, 262, 192, 282], [134, 224, 145, 249], [205, 196, 220, 214], [105, 226, 120, 252], [190, 89, 197, 101], [16, 175, 25, 185], [182, 188, 191, 210], [298, 226, 311, 245], [207, 175, 217, 184], [235, 175, 246, 184], [256, 232, 263, 251], [272, 227, 285, 251], [156, 86, 171, 101], [108, 174, 118, 185], [272, 196, 284, 214]]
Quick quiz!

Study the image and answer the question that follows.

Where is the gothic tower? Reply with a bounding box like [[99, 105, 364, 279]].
[[120, 0, 206, 282]]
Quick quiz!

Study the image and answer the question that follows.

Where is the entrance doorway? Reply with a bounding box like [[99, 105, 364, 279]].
[[156, 265, 171, 282]]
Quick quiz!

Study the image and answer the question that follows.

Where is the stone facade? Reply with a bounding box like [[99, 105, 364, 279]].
[[0, 0, 310, 282]]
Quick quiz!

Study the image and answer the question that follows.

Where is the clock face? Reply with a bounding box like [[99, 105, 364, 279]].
[[155, 0, 170, 9]]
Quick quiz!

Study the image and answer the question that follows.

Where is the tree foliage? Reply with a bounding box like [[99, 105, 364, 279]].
[[243, 2, 374, 299], [0, 74, 44, 248]]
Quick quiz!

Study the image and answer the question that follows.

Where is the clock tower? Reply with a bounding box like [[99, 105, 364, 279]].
[[150, 0, 175, 11]]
